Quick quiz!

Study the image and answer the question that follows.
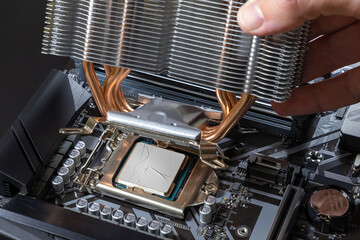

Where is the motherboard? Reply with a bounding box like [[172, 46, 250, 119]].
[[0, 65, 359, 240]]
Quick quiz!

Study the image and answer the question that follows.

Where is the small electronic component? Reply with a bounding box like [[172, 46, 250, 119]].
[[246, 154, 290, 186], [148, 220, 161, 235], [88, 202, 101, 216], [136, 217, 148, 231], [307, 187, 353, 234], [57, 166, 70, 185], [116, 142, 187, 197], [100, 205, 112, 220], [124, 213, 136, 227], [112, 209, 124, 224], [204, 195, 217, 214], [76, 198, 88, 213], [341, 102, 360, 152], [68, 149, 81, 167], [160, 224, 173, 238], [352, 154, 360, 177], [74, 141, 86, 158], [199, 205, 213, 225], [63, 158, 75, 176], [51, 176, 64, 194]]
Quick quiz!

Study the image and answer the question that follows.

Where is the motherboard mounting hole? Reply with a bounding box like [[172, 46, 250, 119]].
[[236, 225, 251, 238]]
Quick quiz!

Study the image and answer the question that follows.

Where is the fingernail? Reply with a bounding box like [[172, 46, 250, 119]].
[[239, 1, 264, 31]]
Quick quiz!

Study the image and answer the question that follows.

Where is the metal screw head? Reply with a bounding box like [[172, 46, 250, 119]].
[[205, 183, 218, 194], [236, 226, 251, 238], [305, 151, 323, 163]]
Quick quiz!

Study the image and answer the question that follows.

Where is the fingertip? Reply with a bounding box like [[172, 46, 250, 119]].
[[238, 0, 308, 36], [237, 0, 265, 34]]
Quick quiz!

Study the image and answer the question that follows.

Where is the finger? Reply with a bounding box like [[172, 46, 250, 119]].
[[303, 21, 360, 82], [237, 0, 360, 36], [310, 16, 358, 39], [271, 66, 360, 116]]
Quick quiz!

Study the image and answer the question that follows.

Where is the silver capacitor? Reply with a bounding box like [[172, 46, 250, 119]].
[[76, 198, 88, 213], [112, 209, 124, 224], [204, 195, 217, 213], [88, 202, 101, 216], [57, 166, 70, 184], [75, 141, 86, 158], [100, 205, 112, 220], [160, 224, 173, 238], [148, 220, 161, 235], [51, 176, 64, 194], [63, 158, 75, 176], [136, 217, 148, 231], [199, 204, 212, 225], [68, 149, 81, 167], [124, 213, 136, 227]]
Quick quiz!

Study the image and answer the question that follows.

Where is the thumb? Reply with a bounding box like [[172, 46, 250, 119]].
[[237, 0, 360, 35]]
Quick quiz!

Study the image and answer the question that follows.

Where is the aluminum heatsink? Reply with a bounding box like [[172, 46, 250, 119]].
[[42, 0, 175, 72], [42, 0, 310, 102], [168, 1, 310, 102]]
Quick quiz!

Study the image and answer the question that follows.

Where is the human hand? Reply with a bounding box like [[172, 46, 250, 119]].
[[237, 0, 360, 116]]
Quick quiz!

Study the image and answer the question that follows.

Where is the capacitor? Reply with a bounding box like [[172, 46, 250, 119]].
[[68, 149, 81, 167], [124, 213, 136, 227], [63, 158, 75, 176], [148, 220, 161, 235], [76, 198, 88, 213], [88, 202, 101, 216], [160, 224, 173, 238], [100, 205, 112, 220], [204, 195, 217, 213], [307, 186, 353, 234], [136, 217, 148, 231], [199, 204, 212, 225], [112, 209, 124, 224], [57, 166, 70, 184], [51, 175, 64, 194], [75, 141, 86, 158]]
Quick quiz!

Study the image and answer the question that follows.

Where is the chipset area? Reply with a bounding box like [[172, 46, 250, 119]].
[[115, 142, 188, 197]]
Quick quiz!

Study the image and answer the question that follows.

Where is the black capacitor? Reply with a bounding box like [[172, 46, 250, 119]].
[[307, 186, 353, 234]]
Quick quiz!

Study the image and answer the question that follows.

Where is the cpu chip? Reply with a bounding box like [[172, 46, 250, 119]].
[[116, 142, 187, 197]]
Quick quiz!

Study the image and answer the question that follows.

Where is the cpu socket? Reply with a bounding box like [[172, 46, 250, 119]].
[[94, 134, 219, 219]]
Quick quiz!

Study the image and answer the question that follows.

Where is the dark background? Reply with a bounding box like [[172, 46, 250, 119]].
[[0, 1, 69, 137]]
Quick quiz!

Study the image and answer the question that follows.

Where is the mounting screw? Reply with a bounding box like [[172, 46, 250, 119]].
[[305, 151, 323, 163], [204, 183, 218, 195]]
